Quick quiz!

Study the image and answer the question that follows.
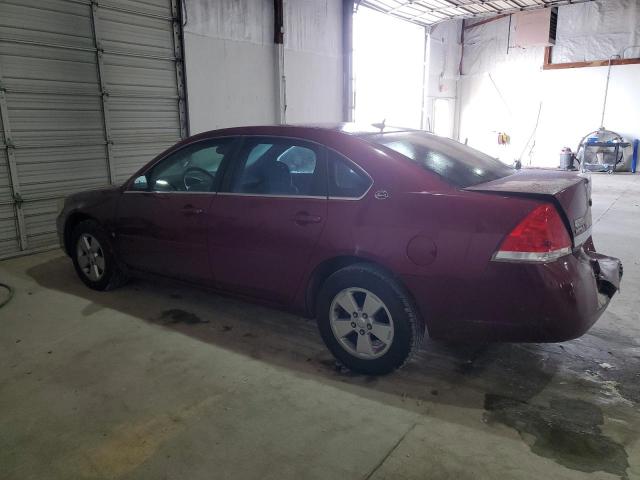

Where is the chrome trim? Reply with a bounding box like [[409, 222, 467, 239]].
[[328, 194, 368, 201], [215, 192, 370, 201], [217, 192, 327, 200], [123, 190, 216, 195], [492, 247, 572, 263], [374, 190, 389, 200], [122, 190, 372, 201], [573, 227, 592, 248]]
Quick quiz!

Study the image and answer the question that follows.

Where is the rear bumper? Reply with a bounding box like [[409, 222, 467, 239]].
[[402, 243, 622, 343]]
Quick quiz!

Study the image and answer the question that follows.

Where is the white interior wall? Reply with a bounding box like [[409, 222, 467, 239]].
[[183, 0, 343, 134], [425, 21, 462, 137], [457, 0, 640, 168], [284, 0, 343, 123]]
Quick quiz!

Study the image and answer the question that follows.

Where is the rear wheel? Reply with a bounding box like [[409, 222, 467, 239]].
[[70, 220, 128, 291], [317, 263, 424, 375]]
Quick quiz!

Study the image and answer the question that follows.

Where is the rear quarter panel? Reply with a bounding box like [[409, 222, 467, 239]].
[[297, 157, 544, 336]]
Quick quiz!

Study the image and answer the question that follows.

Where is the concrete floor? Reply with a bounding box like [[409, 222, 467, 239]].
[[1, 174, 639, 480]]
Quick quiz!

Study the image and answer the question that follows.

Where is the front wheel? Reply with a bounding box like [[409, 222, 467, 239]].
[[316, 263, 424, 375], [70, 219, 128, 291]]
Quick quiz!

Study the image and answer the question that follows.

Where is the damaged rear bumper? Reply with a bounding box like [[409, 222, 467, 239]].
[[403, 241, 622, 343]]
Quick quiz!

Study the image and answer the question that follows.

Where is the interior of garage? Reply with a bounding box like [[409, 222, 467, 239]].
[[1, 0, 639, 479]]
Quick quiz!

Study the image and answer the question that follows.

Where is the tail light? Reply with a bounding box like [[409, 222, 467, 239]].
[[493, 203, 572, 262]]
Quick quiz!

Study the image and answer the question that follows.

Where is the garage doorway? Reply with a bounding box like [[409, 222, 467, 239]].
[[0, 0, 187, 259], [352, 7, 426, 129]]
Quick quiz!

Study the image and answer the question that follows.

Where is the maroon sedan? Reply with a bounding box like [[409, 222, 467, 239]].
[[57, 124, 622, 374]]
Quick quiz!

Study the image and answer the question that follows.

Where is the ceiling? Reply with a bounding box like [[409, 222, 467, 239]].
[[358, 0, 593, 26]]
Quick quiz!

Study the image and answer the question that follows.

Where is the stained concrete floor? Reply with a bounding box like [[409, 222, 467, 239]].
[[1, 173, 639, 480]]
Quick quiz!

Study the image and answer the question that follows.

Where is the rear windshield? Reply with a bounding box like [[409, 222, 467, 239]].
[[367, 131, 514, 187]]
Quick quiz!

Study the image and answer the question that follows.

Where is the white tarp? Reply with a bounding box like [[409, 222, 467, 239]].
[[462, 0, 640, 76], [457, 0, 640, 168], [552, 0, 640, 63]]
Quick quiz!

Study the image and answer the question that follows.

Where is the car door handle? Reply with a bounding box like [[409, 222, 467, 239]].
[[182, 205, 204, 216], [292, 211, 322, 225]]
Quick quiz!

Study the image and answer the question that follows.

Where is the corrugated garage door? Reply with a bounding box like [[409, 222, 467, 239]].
[[0, 0, 187, 258]]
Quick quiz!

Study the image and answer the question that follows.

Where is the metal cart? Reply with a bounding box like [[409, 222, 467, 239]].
[[581, 141, 630, 174]]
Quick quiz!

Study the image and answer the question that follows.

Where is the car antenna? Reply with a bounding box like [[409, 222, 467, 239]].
[[372, 119, 386, 132]]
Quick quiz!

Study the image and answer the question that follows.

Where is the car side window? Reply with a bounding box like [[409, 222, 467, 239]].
[[328, 151, 372, 198], [227, 138, 326, 197], [277, 146, 317, 173], [130, 139, 235, 193]]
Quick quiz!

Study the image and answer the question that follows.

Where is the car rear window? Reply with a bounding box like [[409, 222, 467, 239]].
[[367, 131, 514, 187]]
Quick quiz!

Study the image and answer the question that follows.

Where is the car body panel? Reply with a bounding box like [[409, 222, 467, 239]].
[[207, 194, 328, 304], [114, 192, 215, 283], [57, 124, 622, 344], [466, 168, 593, 246]]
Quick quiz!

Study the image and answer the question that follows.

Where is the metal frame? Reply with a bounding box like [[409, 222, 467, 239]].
[[274, 0, 287, 124], [0, 67, 28, 250], [359, 0, 596, 27], [170, 0, 189, 138], [90, 0, 117, 185]]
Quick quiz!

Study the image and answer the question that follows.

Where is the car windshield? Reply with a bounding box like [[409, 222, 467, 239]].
[[366, 131, 514, 187]]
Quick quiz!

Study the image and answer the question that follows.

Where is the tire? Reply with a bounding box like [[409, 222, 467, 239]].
[[316, 263, 424, 375], [70, 219, 128, 291]]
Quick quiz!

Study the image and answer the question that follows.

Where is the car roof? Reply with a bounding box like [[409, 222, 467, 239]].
[[187, 123, 418, 141]]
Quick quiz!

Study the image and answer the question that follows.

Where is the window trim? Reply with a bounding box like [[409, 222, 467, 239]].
[[123, 134, 375, 201], [326, 147, 374, 201], [217, 192, 327, 200], [219, 135, 329, 199], [123, 136, 242, 194], [123, 190, 215, 196]]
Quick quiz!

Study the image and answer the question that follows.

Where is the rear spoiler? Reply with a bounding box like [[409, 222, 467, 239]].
[[465, 169, 586, 196]]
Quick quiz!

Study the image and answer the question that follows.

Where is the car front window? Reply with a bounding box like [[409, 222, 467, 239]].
[[130, 139, 235, 193]]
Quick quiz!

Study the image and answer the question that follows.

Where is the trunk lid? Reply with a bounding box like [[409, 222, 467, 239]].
[[465, 169, 592, 247]]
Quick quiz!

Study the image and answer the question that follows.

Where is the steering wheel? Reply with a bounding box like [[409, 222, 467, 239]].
[[183, 167, 215, 191]]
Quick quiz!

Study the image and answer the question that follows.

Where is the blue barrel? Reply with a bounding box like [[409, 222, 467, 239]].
[[633, 139, 639, 173]]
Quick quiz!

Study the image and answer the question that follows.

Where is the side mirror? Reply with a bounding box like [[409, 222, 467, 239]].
[[131, 175, 149, 191]]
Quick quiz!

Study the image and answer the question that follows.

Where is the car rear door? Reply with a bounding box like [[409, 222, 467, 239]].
[[207, 136, 328, 304], [114, 138, 238, 283]]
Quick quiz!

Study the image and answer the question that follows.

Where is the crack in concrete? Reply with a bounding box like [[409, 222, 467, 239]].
[[363, 422, 418, 480]]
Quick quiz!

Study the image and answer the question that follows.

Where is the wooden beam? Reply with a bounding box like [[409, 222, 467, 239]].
[[463, 14, 509, 30], [544, 46, 552, 66], [543, 56, 640, 70]]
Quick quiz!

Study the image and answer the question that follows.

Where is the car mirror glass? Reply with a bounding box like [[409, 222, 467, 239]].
[[131, 175, 148, 191]]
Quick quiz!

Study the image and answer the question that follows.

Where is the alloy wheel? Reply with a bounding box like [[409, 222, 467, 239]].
[[76, 233, 106, 282], [329, 287, 394, 359]]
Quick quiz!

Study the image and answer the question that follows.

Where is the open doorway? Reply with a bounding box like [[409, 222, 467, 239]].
[[353, 7, 427, 129], [433, 98, 454, 138]]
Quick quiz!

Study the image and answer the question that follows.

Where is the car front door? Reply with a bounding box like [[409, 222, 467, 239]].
[[207, 137, 328, 304], [114, 138, 237, 283]]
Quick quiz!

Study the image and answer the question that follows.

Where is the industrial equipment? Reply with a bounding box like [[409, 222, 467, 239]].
[[576, 128, 629, 174]]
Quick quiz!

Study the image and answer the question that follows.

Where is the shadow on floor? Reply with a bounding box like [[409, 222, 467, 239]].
[[27, 255, 639, 478]]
